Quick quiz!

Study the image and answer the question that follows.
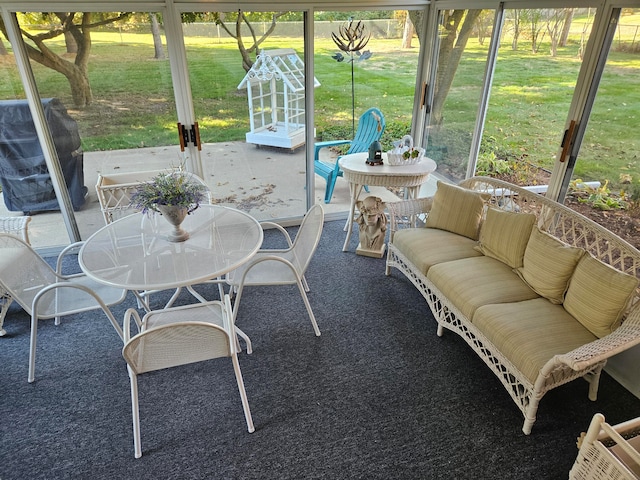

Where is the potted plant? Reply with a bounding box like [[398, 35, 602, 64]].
[[131, 170, 208, 242]]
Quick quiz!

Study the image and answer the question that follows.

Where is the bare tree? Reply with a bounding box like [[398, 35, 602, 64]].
[[508, 9, 522, 50], [0, 12, 130, 107], [521, 9, 545, 53], [214, 11, 286, 71], [545, 9, 569, 57]]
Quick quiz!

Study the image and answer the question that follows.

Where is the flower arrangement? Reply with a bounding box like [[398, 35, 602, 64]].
[[131, 170, 208, 215]]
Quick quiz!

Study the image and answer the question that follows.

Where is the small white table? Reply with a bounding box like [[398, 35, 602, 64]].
[[79, 204, 263, 295], [338, 152, 437, 252]]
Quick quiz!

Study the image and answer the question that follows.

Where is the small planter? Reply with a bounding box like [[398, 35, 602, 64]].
[[157, 205, 190, 242]]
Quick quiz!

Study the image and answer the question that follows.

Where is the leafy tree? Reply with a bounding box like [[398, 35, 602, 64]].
[[0, 12, 131, 108]]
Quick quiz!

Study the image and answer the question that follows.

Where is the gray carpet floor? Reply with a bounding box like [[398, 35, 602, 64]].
[[1, 219, 640, 479]]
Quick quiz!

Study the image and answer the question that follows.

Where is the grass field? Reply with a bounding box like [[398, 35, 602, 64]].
[[1, 18, 639, 190]]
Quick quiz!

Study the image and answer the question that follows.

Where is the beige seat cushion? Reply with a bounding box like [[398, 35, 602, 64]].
[[392, 228, 483, 275], [427, 256, 539, 320], [475, 207, 536, 269], [564, 253, 639, 338], [516, 227, 585, 304], [425, 181, 490, 240], [472, 298, 598, 383]]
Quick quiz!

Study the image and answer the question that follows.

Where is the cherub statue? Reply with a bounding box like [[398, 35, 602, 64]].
[[356, 196, 387, 257]]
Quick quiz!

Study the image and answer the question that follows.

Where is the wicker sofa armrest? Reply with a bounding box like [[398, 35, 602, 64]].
[[554, 305, 640, 372], [386, 197, 433, 240]]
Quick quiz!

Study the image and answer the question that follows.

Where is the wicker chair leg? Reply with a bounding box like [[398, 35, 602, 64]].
[[586, 367, 603, 401], [523, 396, 541, 435]]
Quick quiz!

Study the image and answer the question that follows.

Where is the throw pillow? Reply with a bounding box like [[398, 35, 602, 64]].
[[425, 181, 490, 240], [475, 207, 536, 269], [516, 227, 585, 304], [564, 253, 639, 338]]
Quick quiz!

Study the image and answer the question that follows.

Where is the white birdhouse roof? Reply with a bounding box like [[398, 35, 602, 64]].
[[237, 48, 320, 92]]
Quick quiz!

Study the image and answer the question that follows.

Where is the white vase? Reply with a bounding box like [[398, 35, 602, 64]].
[[157, 205, 190, 242]]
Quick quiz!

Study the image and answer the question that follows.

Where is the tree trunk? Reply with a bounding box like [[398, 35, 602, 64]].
[[64, 31, 77, 54], [431, 10, 482, 126], [150, 13, 165, 60], [511, 10, 521, 50], [560, 9, 573, 47], [0, 37, 7, 55], [67, 67, 93, 106], [408, 11, 423, 44], [401, 14, 413, 49], [216, 11, 287, 72]]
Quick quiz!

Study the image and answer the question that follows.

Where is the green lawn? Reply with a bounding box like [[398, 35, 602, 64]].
[[1, 24, 639, 190]]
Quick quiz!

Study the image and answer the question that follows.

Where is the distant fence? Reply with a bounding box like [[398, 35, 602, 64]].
[[181, 20, 405, 40]]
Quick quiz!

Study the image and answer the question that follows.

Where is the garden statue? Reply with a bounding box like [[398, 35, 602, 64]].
[[356, 196, 387, 258]]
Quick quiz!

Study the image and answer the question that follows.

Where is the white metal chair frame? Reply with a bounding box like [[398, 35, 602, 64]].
[[0, 233, 127, 382], [122, 296, 254, 458], [226, 204, 324, 351], [0, 216, 31, 336]]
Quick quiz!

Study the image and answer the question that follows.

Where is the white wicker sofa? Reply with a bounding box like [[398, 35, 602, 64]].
[[385, 176, 640, 435]]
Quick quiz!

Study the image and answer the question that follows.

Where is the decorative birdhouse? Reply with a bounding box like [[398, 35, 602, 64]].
[[238, 49, 320, 150]]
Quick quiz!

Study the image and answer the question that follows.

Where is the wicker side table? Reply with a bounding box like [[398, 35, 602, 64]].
[[338, 152, 437, 252]]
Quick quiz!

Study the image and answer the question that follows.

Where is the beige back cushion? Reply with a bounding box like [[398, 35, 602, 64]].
[[475, 207, 536, 269], [516, 227, 585, 304], [425, 181, 490, 240], [564, 253, 639, 338]]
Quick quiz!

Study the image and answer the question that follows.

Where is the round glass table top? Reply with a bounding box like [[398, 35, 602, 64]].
[[79, 205, 263, 291]]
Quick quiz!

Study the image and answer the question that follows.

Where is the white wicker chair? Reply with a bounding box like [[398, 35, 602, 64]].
[[0, 233, 127, 382], [122, 296, 255, 459], [0, 216, 31, 336], [225, 204, 324, 350]]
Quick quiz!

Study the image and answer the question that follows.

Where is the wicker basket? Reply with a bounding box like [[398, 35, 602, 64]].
[[569, 414, 640, 480], [386, 148, 425, 166], [96, 170, 163, 224], [386, 135, 425, 166]]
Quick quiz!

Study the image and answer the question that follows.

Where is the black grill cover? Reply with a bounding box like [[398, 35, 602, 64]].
[[0, 98, 87, 213]]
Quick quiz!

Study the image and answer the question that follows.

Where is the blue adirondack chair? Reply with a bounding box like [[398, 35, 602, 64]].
[[314, 108, 386, 204]]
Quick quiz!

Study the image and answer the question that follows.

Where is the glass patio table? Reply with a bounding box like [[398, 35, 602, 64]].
[[79, 204, 263, 305]]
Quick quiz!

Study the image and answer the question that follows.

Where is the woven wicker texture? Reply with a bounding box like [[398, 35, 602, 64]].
[[386, 176, 640, 435], [569, 413, 640, 480]]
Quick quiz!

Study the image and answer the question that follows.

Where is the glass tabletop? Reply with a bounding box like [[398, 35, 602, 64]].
[[79, 205, 263, 291]]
